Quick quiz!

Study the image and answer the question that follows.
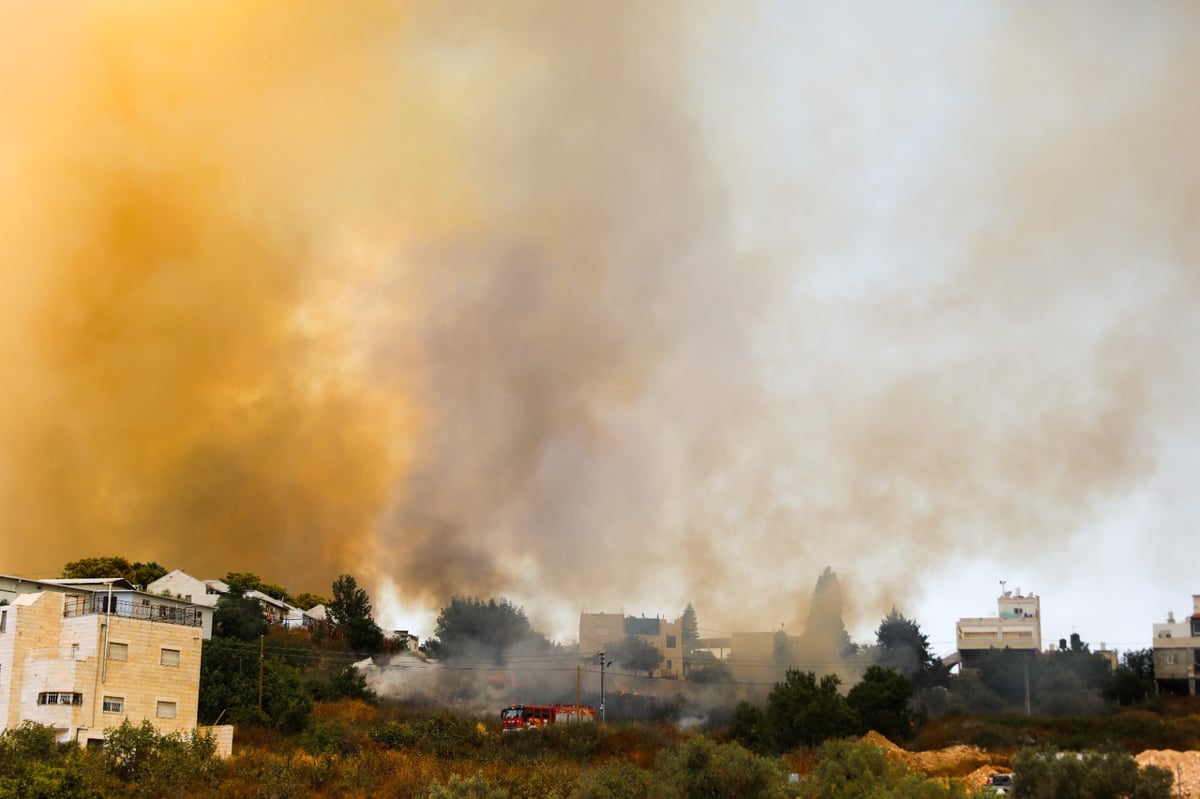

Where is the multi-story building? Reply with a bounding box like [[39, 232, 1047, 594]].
[[0, 589, 205, 746], [145, 570, 229, 608], [956, 588, 1042, 665], [147, 570, 307, 629], [1, 574, 214, 640], [579, 612, 683, 678], [1152, 595, 1200, 696]]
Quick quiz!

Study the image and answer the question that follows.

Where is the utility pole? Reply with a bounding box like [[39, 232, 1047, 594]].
[[258, 634, 265, 712], [597, 651, 613, 723], [1024, 652, 1031, 718]]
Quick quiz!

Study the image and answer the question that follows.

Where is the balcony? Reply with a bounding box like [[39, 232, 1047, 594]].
[[62, 594, 203, 628]]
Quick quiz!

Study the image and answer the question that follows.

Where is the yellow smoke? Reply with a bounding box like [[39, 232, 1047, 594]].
[[0, 2, 458, 586]]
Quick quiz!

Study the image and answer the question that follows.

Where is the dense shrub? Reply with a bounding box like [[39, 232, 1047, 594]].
[[428, 771, 510, 799], [569, 761, 653, 799], [653, 736, 791, 799], [102, 719, 218, 797], [1010, 745, 1173, 799], [0, 722, 96, 799], [796, 739, 966, 799]]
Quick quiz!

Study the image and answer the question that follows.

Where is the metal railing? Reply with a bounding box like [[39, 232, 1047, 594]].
[[62, 595, 203, 628]]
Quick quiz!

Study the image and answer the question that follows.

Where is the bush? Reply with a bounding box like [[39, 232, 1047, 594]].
[[428, 771, 509, 799], [570, 761, 653, 799], [1010, 745, 1173, 799], [0, 723, 96, 799], [652, 736, 791, 799], [796, 739, 966, 799], [102, 719, 217, 797]]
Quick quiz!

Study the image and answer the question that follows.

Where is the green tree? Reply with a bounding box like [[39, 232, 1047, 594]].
[[1105, 648, 1155, 707], [680, 603, 699, 654], [609, 634, 665, 677], [197, 637, 313, 731], [429, 596, 550, 663], [1123, 648, 1154, 680], [307, 664, 375, 703], [291, 592, 329, 611], [875, 607, 949, 691], [1011, 744, 1172, 799], [222, 572, 291, 603], [847, 666, 914, 740], [213, 591, 267, 641], [328, 574, 384, 652], [1105, 667, 1151, 707], [63, 556, 166, 589], [765, 669, 858, 751], [728, 700, 768, 753], [685, 652, 732, 684], [797, 739, 967, 799], [796, 567, 856, 659]]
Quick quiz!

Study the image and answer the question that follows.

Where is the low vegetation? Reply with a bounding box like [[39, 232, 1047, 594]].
[[11, 557, 1187, 797]]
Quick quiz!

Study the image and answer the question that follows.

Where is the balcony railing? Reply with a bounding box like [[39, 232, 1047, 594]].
[[62, 595, 203, 628]]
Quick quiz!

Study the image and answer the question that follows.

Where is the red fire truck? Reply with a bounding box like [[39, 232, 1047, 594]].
[[500, 703, 597, 732]]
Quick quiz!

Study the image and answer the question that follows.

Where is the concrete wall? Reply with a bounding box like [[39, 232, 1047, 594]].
[[198, 724, 235, 758], [0, 591, 203, 744]]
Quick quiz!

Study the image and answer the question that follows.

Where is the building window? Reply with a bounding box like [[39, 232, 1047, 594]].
[[108, 642, 129, 661], [102, 696, 124, 713], [160, 648, 181, 667], [666, 635, 677, 649], [71, 643, 80, 660], [156, 701, 177, 719], [0, 609, 6, 633], [37, 692, 83, 706], [1167, 653, 1178, 665]]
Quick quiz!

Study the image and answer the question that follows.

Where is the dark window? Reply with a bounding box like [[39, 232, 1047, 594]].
[[666, 635, 677, 648], [37, 692, 83, 706]]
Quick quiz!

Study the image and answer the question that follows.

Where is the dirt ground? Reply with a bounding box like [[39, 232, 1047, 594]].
[[1135, 750, 1200, 799], [861, 731, 1012, 792], [863, 731, 1200, 796]]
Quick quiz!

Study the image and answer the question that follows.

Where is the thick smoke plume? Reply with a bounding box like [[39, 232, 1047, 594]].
[[3, 4, 1199, 645]]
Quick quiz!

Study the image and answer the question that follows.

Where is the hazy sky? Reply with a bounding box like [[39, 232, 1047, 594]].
[[2, 2, 1197, 658]]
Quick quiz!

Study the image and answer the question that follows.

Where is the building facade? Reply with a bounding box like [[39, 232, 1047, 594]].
[[146, 570, 229, 608], [579, 612, 684, 679], [956, 589, 1042, 664], [0, 590, 204, 746], [1152, 594, 1200, 696]]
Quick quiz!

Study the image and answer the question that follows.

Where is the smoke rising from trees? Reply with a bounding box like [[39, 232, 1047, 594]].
[[3, 4, 1199, 643]]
